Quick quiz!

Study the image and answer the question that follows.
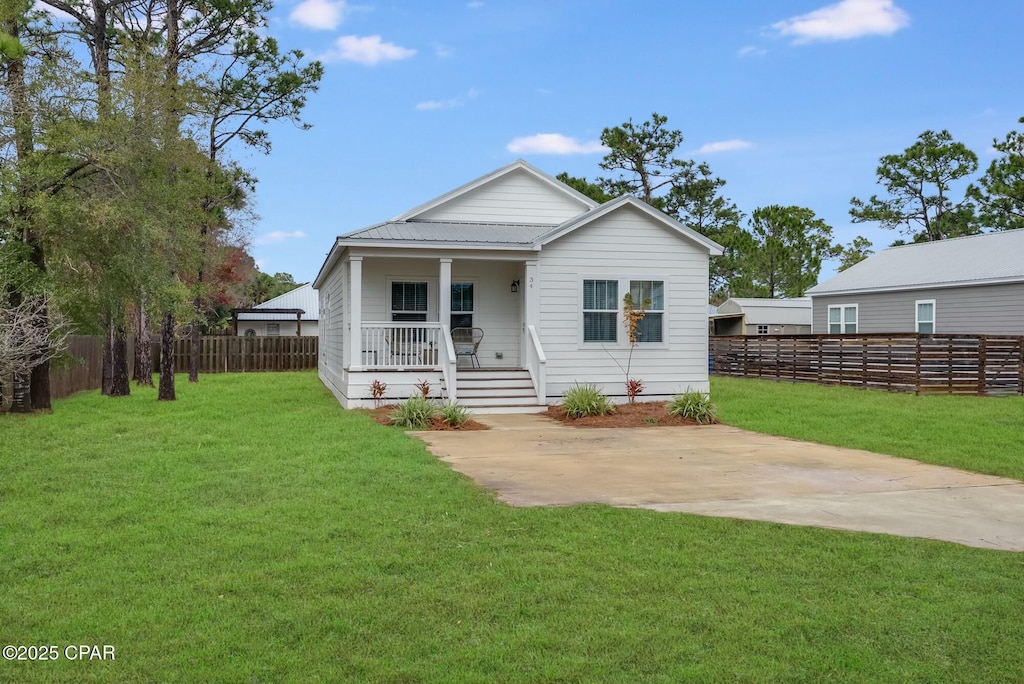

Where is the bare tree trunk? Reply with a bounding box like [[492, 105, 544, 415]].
[[158, 311, 176, 400], [109, 323, 130, 396], [9, 372, 32, 413], [134, 298, 153, 386], [102, 317, 112, 395]]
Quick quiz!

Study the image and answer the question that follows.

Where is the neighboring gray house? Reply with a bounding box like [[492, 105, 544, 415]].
[[709, 297, 812, 336], [313, 159, 723, 411], [235, 283, 319, 337], [807, 230, 1024, 335]]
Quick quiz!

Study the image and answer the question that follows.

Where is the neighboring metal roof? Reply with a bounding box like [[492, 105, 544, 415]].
[[341, 220, 550, 247], [808, 230, 1024, 296], [237, 283, 319, 321], [711, 297, 812, 326]]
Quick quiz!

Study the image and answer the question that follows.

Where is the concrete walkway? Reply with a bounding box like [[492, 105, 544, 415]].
[[415, 413, 1024, 552]]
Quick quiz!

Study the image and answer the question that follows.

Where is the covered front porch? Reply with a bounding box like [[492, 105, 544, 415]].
[[338, 252, 546, 406]]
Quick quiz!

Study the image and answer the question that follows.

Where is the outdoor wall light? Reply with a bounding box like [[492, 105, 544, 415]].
[[510, 279, 520, 293]]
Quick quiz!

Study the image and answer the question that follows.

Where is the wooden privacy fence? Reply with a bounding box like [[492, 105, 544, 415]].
[[166, 336, 318, 373], [710, 334, 1024, 397], [48, 335, 108, 400]]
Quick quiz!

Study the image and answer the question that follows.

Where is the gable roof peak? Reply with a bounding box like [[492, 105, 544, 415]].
[[390, 159, 597, 222]]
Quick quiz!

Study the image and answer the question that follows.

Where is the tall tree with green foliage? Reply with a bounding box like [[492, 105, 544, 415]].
[[561, 113, 744, 297], [837, 236, 874, 272], [850, 129, 979, 242], [735, 205, 839, 298], [969, 117, 1024, 231]]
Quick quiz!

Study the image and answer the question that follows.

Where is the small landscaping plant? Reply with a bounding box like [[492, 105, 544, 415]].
[[562, 383, 614, 418], [668, 389, 718, 424], [414, 379, 431, 398], [438, 402, 470, 427], [389, 394, 439, 429], [370, 379, 387, 408]]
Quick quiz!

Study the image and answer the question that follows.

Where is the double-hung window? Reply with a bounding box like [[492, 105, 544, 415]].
[[451, 282, 475, 329], [391, 281, 427, 322], [266, 323, 280, 337], [583, 279, 618, 343], [828, 305, 858, 333], [916, 300, 935, 334], [629, 280, 665, 343]]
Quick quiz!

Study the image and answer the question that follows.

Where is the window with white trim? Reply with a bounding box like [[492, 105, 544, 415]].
[[629, 280, 664, 343], [757, 325, 769, 335], [828, 304, 858, 334], [583, 279, 618, 342], [451, 282, 474, 329], [266, 323, 280, 336], [391, 281, 427, 322], [916, 300, 935, 334]]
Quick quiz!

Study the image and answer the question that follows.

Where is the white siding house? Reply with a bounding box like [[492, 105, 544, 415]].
[[313, 160, 723, 411]]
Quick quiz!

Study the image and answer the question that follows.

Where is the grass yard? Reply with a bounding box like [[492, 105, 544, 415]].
[[1, 372, 1023, 682], [711, 376, 1024, 481]]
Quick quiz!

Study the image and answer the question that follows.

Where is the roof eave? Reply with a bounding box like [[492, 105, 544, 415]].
[[808, 275, 1024, 297]]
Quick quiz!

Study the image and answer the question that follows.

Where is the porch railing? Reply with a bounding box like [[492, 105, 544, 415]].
[[361, 323, 443, 370], [526, 324, 546, 404], [440, 325, 457, 402]]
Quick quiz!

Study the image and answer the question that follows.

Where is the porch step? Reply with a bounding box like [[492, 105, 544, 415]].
[[444, 369, 544, 412]]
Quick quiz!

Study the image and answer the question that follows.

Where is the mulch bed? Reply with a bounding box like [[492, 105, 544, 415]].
[[358, 405, 489, 431], [545, 402, 716, 428]]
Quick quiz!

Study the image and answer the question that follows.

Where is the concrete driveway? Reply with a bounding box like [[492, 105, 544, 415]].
[[415, 414, 1024, 552]]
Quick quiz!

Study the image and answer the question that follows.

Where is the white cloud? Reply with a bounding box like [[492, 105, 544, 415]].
[[415, 88, 480, 111], [290, 0, 346, 30], [320, 35, 416, 65], [467, 1, 484, 8], [255, 230, 306, 246], [738, 45, 767, 58], [434, 44, 453, 58], [506, 134, 606, 155], [695, 139, 754, 154], [771, 0, 910, 43]]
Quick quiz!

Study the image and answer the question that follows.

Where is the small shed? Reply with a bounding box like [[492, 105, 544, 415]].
[[710, 297, 812, 336]]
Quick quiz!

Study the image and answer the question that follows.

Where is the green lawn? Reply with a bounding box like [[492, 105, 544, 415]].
[[1, 372, 1023, 682], [712, 376, 1024, 481]]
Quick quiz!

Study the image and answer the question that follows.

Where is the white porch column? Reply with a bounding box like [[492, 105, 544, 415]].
[[439, 258, 452, 328], [522, 259, 539, 369], [348, 257, 363, 370], [524, 259, 539, 329]]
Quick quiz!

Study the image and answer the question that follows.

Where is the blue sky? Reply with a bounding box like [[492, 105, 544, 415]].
[[245, 0, 1024, 283]]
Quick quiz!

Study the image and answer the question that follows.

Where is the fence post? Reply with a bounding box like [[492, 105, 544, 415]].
[[977, 336, 986, 396], [914, 335, 922, 395]]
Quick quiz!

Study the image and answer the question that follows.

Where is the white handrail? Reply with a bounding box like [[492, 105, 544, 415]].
[[439, 325, 457, 402], [526, 324, 546, 404], [361, 322, 442, 369]]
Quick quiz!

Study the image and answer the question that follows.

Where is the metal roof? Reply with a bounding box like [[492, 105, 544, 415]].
[[237, 283, 319, 321], [808, 230, 1024, 296], [341, 220, 549, 246]]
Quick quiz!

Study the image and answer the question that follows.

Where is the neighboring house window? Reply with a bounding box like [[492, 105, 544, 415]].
[[757, 325, 769, 335], [266, 323, 280, 336], [916, 300, 935, 334], [629, 280, 664, 343], [391, 281, 427, 322], [583, 279, 618, 342], [451, 282, 474, 329], [244, 329, 256, 337], [827, 305, 858, 334]]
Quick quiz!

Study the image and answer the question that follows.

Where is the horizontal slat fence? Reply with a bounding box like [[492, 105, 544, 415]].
[[710, 334, 1024, 397], [168, 336, 318, 373]]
